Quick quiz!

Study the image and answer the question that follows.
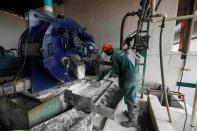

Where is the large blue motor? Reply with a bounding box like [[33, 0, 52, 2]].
[[18, 10, 99, 92]]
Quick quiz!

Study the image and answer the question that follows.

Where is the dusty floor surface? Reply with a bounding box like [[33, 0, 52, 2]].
[[0, 95, 154, 131], [103, 95, 154, 131]]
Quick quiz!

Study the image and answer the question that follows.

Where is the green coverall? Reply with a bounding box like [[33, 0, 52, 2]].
[[111, 49, 137, 105]]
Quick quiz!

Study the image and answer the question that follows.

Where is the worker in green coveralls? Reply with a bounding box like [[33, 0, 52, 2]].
[[101, 42, 137, 128]]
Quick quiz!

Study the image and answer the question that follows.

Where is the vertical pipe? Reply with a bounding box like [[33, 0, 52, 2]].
[[190, 82, 197, 131], [151, 0, 156, 16], [178, 0, 196, 57], [159, 16, 172, 123], [44, 0, 53, 13], [137, 0, 147, 33]]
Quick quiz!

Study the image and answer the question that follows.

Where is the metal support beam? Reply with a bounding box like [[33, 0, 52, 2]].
[[176, 82, 196, 88]]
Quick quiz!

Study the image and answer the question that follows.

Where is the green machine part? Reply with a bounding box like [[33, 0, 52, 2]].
[[0, 51, 19, 71]]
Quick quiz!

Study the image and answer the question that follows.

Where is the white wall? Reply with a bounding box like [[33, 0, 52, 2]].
[[146, 0, 179, 87], [0, 12, 26, 49], [146, 0, 197, 105], [63, 0, 139, 49]]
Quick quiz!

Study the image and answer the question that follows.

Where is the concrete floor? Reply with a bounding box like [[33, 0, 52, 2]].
[[103, 98, 137, 131], [103, 95, 153, 131]]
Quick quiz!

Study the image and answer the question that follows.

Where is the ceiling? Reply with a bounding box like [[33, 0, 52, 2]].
[[0, 0, 63, 17]]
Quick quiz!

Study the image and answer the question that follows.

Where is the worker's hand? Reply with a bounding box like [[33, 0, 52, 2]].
[[99, 59, 112, 66], [99, 59, 106, 64]]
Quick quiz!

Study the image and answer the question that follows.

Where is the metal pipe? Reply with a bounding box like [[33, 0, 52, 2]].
[[120, 12, 136, 50], [183, 99, 188, 131], [178, 59, 187, 92], [44, 0, 53, 13], [151, 0, 156, 16], [155, 0, 162, 11], [159, 15, 172, 123], [153, 14, 197, 22], [120, 0, 151, 50], [189, 82, 197, 131], [137, 0, 148, 34]]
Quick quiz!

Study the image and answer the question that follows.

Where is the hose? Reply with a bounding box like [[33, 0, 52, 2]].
[[120, 0, 151, 50], [14, 30, 29, 81], [178, 58, 186, 92], [120, 12, 137, 50], [176, 58, 187, 131], [159, 15, 172, 123], [155, 0, 162, 11], [183, 99, 188, 131]]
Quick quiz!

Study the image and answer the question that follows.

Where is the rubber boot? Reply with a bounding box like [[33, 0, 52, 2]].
[[120, 103, 137, 128], [123, 104, 137, 119]]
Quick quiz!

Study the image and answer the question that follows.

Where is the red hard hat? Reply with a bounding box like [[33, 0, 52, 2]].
[[102, 42, 113, 53]]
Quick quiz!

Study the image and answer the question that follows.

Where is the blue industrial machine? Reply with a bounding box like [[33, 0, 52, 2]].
[[18, 10, 99, 93]]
